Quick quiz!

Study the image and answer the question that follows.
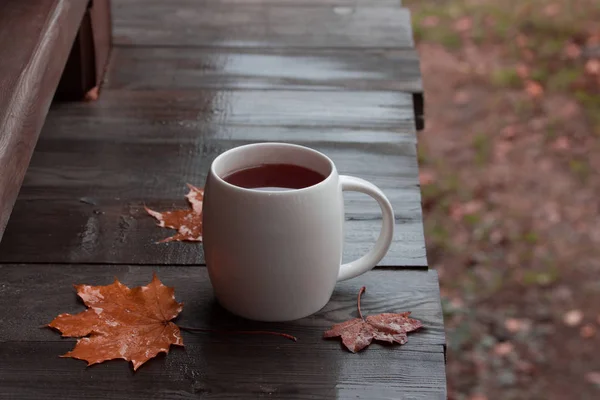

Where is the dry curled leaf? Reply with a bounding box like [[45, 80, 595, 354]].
[[146, 184, 203, 242], [323, 287, 422, 353], [47, 274, 183, 371], [84, 86, 100, 102]]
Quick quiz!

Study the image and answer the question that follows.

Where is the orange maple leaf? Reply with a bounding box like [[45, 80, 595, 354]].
[[145, 184, 203, 243], [47, 274, 184, 371], [323, 287, 423, 352]]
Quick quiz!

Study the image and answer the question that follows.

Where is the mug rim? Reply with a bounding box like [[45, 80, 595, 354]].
[[209, 142, 336, 194]]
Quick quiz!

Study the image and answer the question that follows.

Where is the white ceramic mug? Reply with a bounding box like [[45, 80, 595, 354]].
[[202, 143, 394, 321]]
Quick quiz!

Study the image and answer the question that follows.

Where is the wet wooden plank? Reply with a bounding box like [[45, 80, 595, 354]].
[[39, 89, 416, 129], [0, 86, 425, 266], [112, 1, 414, 48], [0, 266, 445, 345], [106, 46, 422, 93], [0, 199, 425, 266], [0, 265, 445, 399]]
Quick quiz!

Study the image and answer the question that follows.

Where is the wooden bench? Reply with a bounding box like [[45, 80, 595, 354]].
[[0, 0, 111, 241], [0, 1, 443, 398]]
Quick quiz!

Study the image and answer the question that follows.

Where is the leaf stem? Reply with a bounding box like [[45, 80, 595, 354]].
[[179, 326, 297, 342], [357, 286, 366, 320]]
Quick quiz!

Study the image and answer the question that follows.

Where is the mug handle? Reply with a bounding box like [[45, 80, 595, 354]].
[[337, 175, 395, 281]]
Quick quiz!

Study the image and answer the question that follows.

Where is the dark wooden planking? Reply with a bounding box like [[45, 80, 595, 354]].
[[0, 199, 425, 266], [0, 267, 445, 399], [0, 266, 445, 400], [2, 99, 425, 265], [39, 89, 416, 129], [0, 342, 444, 400], [0, 266, 445, 345], [0, 0, 88, 241], [18, 137, 419, 202], [106, 46, 422, 93], [111, 1, 414, 48]]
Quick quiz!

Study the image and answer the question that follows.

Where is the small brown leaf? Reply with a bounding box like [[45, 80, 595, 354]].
[[84, 86, 100, 102], [419, 169, 436, 185], [563, 309, 584, 327], [146, 184, 203, 242], [504, 318, 530, 334], [48, 274, 184, 371], [525, 81, 544, 98], [580, 324, 596, 338], [493, 342, 514, 357], [585, 371, 600, 386], [564, 43, 582, 59], [585, 59, 600, 75], [323, 287, 423, 352]]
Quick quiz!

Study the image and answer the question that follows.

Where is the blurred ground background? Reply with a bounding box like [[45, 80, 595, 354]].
[[403, 0, 600, 399]]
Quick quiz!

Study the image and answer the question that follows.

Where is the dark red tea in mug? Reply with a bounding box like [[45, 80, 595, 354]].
[[222, 163, 326, 190]]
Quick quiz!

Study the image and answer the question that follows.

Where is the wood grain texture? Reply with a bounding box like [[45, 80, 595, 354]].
[[0, 199, 425, 266], [0, 91, 425, 266], [111, 1, 414, 48], [0, 0, 87, 241], [106, 46, 422, 93], [0, 265, 446, 399]]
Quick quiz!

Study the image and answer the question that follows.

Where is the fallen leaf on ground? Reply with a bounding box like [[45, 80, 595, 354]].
[[84, 86, 100, 102], [419, 169, 437, 185], [585, 59, 600, 75], [563, 309, 584, 327], [586, 371, 600, 386], [47, 274, 184, 371], [323, 287, 422, 352], [525, 81, 544, 98], [580, 324, 596, 338], [146, 184, 203, 242], [493, 342, 514, 357], [564, 43, 582, 59], [504, 318, 531, 334]]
